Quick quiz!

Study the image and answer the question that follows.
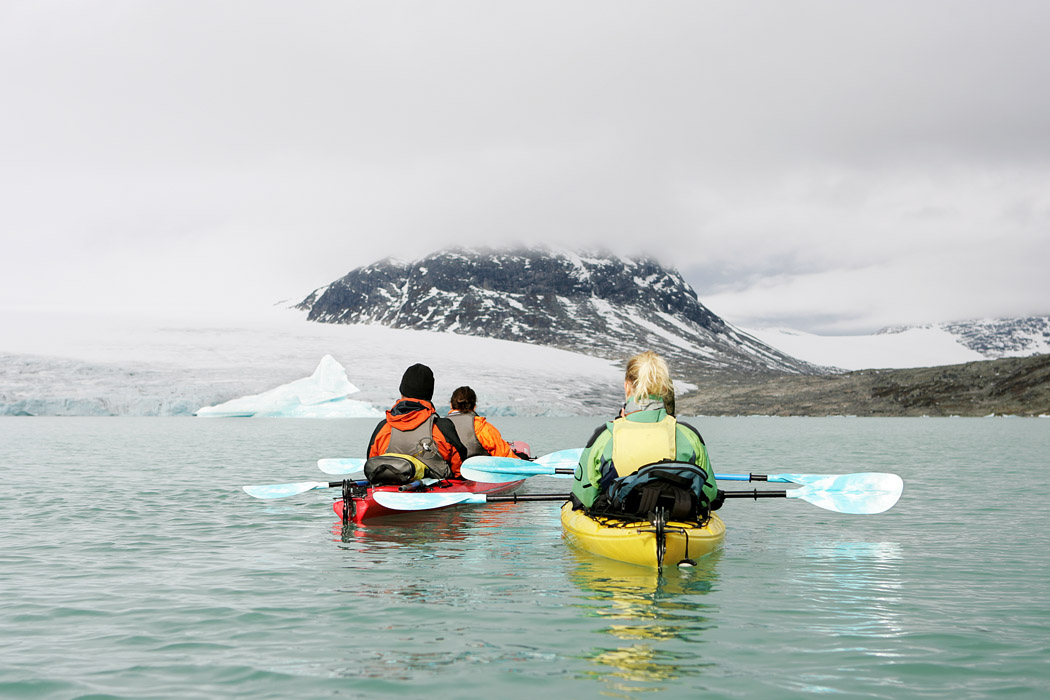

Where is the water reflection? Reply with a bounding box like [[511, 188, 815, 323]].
[[786, 539, 907, 669], [327, 502, 557, 605], [568, 549, 721, 694], [331, 501, 532, 551], [332, 507, 475, 546]]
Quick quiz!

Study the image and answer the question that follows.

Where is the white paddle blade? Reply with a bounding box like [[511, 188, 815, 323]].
[[460, 466, 571, 483], [769, 472, 894, 486], [534, 448, 584, 467], [788, 473, 904, 514], [317, 458, 366, 475], [242, 481, 328, 499], [371, 491, 487, 511], [460, 456, 535, 474], [459, 449, 584, 482]]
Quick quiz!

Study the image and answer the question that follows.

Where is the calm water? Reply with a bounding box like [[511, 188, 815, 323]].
[[1, 416, 1048, 699]]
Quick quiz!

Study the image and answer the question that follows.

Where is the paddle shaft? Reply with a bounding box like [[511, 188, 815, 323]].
[[536, 468, 791, 483], [722, 489, 788, 499], [483, 490, 791, 503], [485, 494, 569, 503]]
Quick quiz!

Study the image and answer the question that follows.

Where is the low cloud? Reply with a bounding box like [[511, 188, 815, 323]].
[[2, 2, 1049, 332]]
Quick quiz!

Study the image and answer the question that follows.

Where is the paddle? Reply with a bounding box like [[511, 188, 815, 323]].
[[371, 471, 903, 515], [317, 448, 585, 476], [459, 455, 889, 489], [317, 458, 366, 476], [242, 479, 366, 500]]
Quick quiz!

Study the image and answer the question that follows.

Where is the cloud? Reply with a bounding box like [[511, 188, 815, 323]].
[[2, 1, 1049, 331]]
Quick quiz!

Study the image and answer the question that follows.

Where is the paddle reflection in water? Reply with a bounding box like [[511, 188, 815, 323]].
[[567, 549, 722, 694], [329, 504, 483, 572], [319, 502, 571, 686], [795, 541, 905, 636], [332, 501, 538, 548]]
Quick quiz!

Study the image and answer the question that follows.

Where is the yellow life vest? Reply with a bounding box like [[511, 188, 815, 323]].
[[610, 414, 677, 478]]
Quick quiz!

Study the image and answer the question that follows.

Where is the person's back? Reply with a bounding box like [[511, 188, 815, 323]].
[[367, 364, 467, 479], [571, 351, 719, 518], [445, 386, 521, 460]]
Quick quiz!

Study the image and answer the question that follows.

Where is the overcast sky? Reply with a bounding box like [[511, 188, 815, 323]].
[[2, 1, 1048, 334]]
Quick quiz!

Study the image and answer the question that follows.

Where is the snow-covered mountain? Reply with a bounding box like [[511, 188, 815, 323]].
[[298, 248, 820, 377], [742, 316, 1050, 371], [881, 317, 1050, 359]]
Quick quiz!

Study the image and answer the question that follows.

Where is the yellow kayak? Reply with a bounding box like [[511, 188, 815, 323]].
[[560, 502, 725, 569]]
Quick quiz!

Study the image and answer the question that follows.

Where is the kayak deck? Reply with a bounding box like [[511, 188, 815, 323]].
[[560, 502, 725, 568], [333, 479, 524, 524]]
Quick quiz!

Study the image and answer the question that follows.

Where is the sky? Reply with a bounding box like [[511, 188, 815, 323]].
[[2, 0, 1049, 335]]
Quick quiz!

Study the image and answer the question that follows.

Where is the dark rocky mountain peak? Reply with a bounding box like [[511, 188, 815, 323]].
[[298, 247, 822, 377]]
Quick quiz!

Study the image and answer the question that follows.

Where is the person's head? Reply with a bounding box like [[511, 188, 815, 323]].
[[450, 386, 477, 412], [399, 363, 435, 402], [624, 351, 674, 407]]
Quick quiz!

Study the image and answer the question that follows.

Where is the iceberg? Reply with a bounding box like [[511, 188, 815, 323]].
[[195, 355, 382, 418]]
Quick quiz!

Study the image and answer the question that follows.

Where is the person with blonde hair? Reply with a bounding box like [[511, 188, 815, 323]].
[[570, 351, 720, 518]]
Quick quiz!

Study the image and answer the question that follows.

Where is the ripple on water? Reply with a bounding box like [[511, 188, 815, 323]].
[[2, 417, 1050, 699]]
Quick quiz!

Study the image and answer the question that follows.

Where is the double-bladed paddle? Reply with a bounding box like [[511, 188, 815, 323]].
[[317, 458, 366, 475], [244, 450, 582, 501], [242, 479, 366, 500], [458, 453, 891, 490], [317, 449, 585, 476], [371, 471, 904, 515]]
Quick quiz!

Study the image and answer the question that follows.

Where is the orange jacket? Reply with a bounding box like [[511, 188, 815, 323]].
[[367, 399, 467, 477], [472, 416, 521, 458]]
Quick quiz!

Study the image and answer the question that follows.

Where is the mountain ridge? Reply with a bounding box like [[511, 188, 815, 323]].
[[677, 353, 1050, 417], [297, 247, 825, 379], [878, 316, 1050, 359]]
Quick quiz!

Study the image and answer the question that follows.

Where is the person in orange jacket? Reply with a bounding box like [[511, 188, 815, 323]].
[[366, 364, 468, 479], [445, 386, 523, 460]]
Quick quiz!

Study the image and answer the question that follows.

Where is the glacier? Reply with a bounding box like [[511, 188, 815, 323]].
[[8, 305, 1039, 417], [0, 308, 624, 417], [194, 355, 381, 418]]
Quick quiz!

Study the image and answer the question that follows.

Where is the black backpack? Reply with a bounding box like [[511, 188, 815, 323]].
[[595, 461, 717, 521], [363, 453, 428, 485]]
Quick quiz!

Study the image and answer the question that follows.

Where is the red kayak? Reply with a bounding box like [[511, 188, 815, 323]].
[[333, 478, 524, 523]]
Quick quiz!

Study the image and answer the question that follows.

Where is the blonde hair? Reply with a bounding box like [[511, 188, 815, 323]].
[[624, 351, 674, 406]]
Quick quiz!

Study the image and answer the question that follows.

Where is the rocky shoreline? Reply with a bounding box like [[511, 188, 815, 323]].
[[677, 354, 1050, 417]]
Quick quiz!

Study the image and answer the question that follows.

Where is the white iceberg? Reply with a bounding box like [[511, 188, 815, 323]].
[[195, 355, 382, 418]]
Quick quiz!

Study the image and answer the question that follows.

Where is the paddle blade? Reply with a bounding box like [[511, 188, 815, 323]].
[[371, 491, 487, 511], [242, 481, 329, 499], [461, 455, 538, 474], [460, 449, 584, 483], [534, 448, 584, 467], [317, 458, 366, 475], [788, 473, 903, 514], [460, 466, 571, 483]]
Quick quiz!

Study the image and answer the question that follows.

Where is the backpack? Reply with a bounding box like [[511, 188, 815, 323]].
[[363, 453, 429, 485], [595, 460, 717, 521]]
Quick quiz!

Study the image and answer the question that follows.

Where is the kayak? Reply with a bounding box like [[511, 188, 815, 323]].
[[560, 502, 725, 569], [333, 478, 524, 524], [332, 440, 533, 524]]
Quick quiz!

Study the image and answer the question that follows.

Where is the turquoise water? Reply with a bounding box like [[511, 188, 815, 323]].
[[2, 416, 1048, 699]]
